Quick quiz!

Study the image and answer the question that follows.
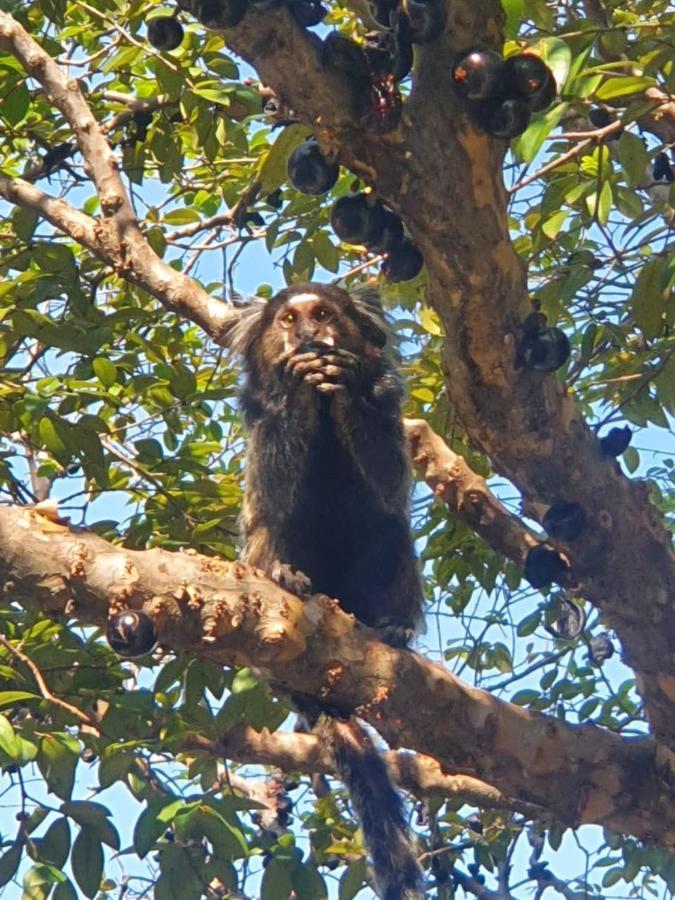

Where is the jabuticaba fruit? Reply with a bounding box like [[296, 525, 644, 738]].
[[368, 206, 404, 252], [287, 138, 339, 194], [503, 53, 557, 111], [288, 0, 327, 27], [192, 0, 247, 28], [599, 426, 632, 457], [147, 16, 184, 50], [381, 238, 424, 282], [477, 96, 531, 139], [521, 325, 570, 372], [524, 545, 569, 589], [106, 610, 157, 658], [330, 194, 382, 244], [452, 48, 503, 101]]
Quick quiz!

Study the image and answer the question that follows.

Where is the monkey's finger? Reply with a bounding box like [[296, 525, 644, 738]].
[[334, 349, 359, 366], [316, 382, 346, 393], [304, 372, 326, 384], [291, 358, 326, 377]]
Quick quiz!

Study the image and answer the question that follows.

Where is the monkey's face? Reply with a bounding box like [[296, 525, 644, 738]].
[[271, 293, 361, 356]]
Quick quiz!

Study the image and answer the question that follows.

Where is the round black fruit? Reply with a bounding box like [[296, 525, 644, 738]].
[[381, 238, 423, 282], [330, 194, 382, 244], [368, 206, 404, 252], [192, 0, 247, 29], [289, 0, 327, 27], [503, 54, 555, 107], [106, 610, 157, 658], [521, 326, 570, 372], [599, 425, 631, 457], [147, 17, 184, 51], [524, 545, 568, 589], [287, 139, 339, 195], [480, 96, 531, 139], [452, 49, 503, 101]]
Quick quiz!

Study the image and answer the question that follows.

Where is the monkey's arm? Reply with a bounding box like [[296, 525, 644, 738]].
[[333, 364, 411, 512]]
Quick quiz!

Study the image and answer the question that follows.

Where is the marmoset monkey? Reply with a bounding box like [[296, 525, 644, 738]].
[[230, 282, 423, 899]]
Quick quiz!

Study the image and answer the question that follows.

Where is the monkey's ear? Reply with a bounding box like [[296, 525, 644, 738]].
[[349, 286, 389, 348], [226, 297, 268, 356]]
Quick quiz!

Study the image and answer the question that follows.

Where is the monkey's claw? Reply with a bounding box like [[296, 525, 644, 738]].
[[270, 561, 313, 597]]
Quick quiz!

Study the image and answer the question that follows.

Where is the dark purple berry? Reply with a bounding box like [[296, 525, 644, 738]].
[[481, 96, 531, 139], [381, 238, 423, 282], [147, 17, 184, 51], [653, 152, 674, 182], [368, 206, 404, 252], [503, 54, 556, 111], [588, 107, 613, 129], [287, 139, 339, 195], [521, 326, 570, 372], [106, 610, 157, 658], [524, 545, 569, 589], [330, 194, 382, 244], [543, 502, 586, 542], [599, 426, 631, 457], [452, 49, 503, 101], [288, 0, 327, 27], [193, 0, 247, 28]]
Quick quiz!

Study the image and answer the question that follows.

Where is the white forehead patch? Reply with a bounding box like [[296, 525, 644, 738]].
[[287, 293, 321, 306]]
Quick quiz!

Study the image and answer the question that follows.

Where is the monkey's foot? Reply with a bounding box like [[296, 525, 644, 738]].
[[375, 620, 416, 648], [270, 561, 313, 597]]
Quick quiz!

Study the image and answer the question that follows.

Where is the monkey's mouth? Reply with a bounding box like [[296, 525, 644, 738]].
[[299, 340, 334, 354]]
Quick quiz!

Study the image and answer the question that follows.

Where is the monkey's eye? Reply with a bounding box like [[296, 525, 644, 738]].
[[281, 311, 296, 325], [314, 307, 332, 322]]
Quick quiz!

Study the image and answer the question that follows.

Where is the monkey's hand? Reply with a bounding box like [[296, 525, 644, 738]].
[[270, 561, 313, 597], [283, 348, 359, 394]]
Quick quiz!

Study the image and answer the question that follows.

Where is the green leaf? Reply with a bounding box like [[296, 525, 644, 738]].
[[39, 417, 68, 460], [502, 0, 524, 38], [339, 858, 368, 900], [71, 829, 103, 898], [631, 257, 667, 339], [0, 842, 22, 888], [517, 610, 541, 637], [53, 879, 78, 900], [38, 734, 79, 801], [92, 358, 117, 388], [527, 37, 572, 90], [36, 817, 70, 869], [0, 691, 40, 709], [261, 858, 294, 900], [595, 76, 656, 101], [258, 125, 308, 193], [616, 133, 649, 187], [61, 801, 120, 850], [163, 208, 202, 225]]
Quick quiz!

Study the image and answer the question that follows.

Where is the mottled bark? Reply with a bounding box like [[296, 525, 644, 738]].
[[1, 505, 673, 844]]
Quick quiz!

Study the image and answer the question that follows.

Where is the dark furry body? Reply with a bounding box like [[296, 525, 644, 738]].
[[232, 283, 424, 898]]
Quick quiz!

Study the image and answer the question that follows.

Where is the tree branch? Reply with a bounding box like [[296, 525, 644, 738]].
[[0, 10, 241, 343], [404, 418, 539, 565], [185, 724, 543, 818], [1, 504, 673, 845]]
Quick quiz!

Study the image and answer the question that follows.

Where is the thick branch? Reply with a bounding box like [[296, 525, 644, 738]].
[[1, 505, 673, 845], [186, 724, 543, 818], [404, 418, 538, 565]]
